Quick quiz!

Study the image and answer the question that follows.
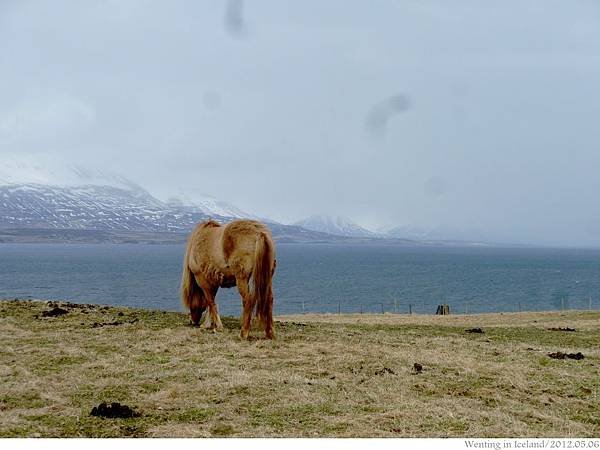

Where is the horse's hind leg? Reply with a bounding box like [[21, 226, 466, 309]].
[[263, 287, 275, 340], [236, 277, 253, 340], [257, 284, 275, 339]]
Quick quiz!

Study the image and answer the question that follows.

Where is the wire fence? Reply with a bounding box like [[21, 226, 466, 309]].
[[271, 296, 598, 316], [215, 294, 599, 317]]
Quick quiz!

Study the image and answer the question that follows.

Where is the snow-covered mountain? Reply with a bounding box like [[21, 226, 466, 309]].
[[0, 158, 460, 244], [0, 158, 256, 232], [0, 183, 224, 232], [293, 215, 377, 238], [0, 183, 371, 243]]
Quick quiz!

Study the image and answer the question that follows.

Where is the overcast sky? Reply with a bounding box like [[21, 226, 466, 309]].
[[1, 1, 600, 246]]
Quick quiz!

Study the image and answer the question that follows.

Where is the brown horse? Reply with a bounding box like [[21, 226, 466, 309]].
[[181, 219, 276, 339]]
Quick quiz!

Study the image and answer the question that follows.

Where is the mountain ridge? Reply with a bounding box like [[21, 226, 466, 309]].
[[0, 159, 491, 246], [0, 181, 399, 244]]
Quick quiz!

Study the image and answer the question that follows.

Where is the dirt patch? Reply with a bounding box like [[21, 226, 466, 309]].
[[41, 307, 69, 317], [90, 402, 139, 418], [92, 319, 138, 328], [374, 367, 396, 376], [47, 301, 98, 310], [579, 387, 592, 396], [548, 352, 584, 360]]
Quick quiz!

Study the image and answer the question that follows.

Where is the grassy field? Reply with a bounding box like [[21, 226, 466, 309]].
[[1, 299, 599, 438]]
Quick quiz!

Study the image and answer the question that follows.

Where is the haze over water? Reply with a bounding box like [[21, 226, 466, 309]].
[[1, 244, 599, 316]]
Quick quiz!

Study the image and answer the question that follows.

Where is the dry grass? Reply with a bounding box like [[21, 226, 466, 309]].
[[1, 299, 599, 438], [281, 310, 600, 330]]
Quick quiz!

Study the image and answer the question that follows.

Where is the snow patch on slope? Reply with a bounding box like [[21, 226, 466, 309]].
[[294, 215, 377, 238], [165, 188, 256, 219]]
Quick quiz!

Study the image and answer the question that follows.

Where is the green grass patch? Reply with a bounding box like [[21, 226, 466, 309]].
[[1, 299, 599, 437]]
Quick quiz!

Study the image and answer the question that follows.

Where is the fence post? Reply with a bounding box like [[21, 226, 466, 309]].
[[409, 304, 412, 315], [394, 298, 398, 314], [589, 297, 592, 310], [338, 301, 341, 315], [302, 300, 305, 314], [360, 304, 363, 315], [381, 303, 384, 314]]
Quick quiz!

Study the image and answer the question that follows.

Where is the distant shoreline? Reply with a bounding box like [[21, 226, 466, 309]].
[[0, 226, 541, 248]]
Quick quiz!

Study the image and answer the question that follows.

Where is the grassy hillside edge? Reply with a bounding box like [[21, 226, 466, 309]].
[[1, 299, 599, 437]]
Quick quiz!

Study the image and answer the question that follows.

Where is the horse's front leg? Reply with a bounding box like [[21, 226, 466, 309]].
[[201, 286, 223, 332]]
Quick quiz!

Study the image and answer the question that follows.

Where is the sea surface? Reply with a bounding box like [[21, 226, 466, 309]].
[[1, 243, 599, 316]]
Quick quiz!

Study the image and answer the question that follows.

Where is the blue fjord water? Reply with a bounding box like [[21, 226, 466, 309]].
[[1, 243, 599, 316]]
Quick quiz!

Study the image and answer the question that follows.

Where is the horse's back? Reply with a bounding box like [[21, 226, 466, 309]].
[[186, 221, 226, 272]]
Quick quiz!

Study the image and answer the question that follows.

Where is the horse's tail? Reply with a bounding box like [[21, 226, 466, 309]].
[[251, 232, 275, 337], [181, 243, 203, 312]]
